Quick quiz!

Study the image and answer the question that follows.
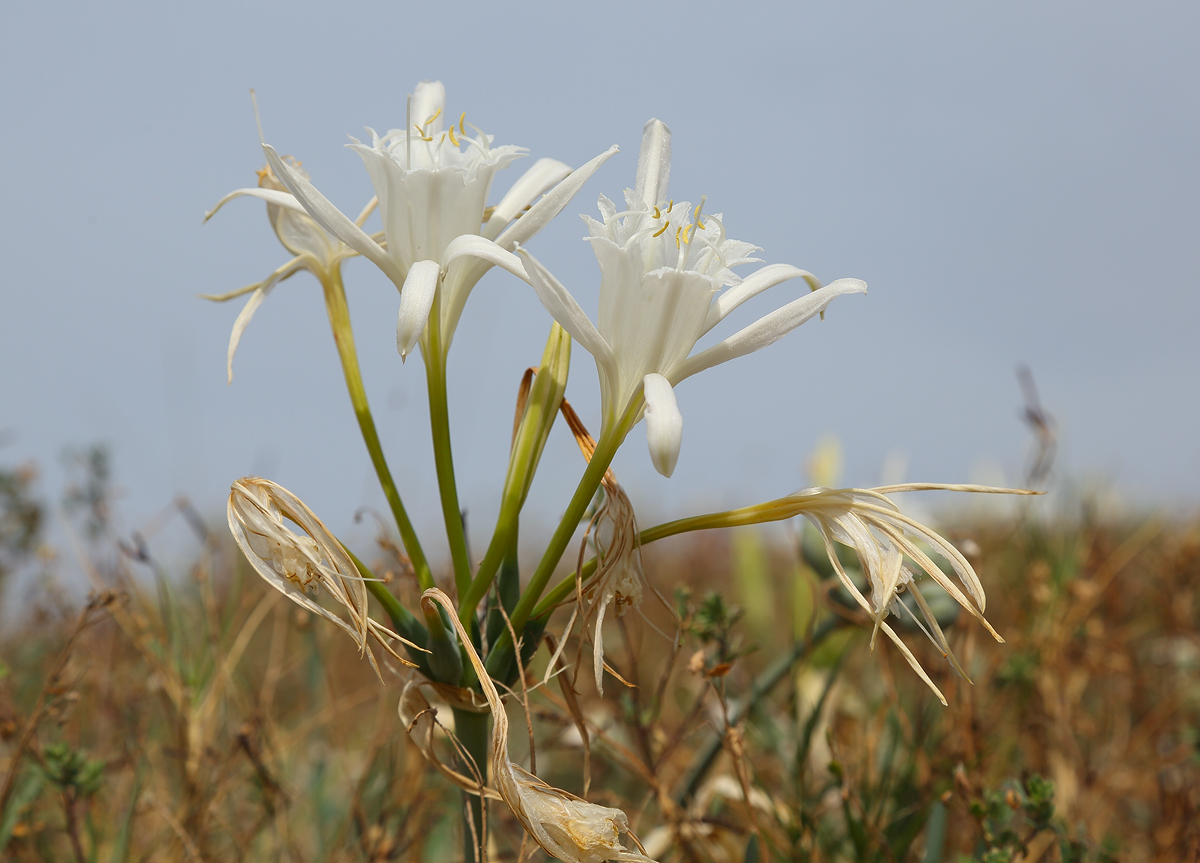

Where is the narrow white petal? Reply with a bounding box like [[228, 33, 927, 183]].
[[396, 260, 440, 361], [700, 264, 823, 335], [634, 119, 671, 207], [483, 158, 572, 240], [515, 248, 615, 370], [643, 373, 683, 478], [441, 234, 530, 282], [262, 144, 403, 285], [494, 145, 620, 250], [204, 187, 308, 222], [226, 257, 307, 383], [672, 279, 867, 382]]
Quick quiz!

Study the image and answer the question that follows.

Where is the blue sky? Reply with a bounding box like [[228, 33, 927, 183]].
[[2, 1, 1197, 572]]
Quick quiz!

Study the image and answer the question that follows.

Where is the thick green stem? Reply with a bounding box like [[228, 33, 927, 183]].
[[322, 271, 432, 590], [451, 707, 489, 863], [484, 413, 632, 678], [423, 310, 472, 600]]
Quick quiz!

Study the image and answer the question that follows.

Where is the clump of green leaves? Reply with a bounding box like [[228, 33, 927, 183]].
[[968, 774, 1115, 862], [41, 743, 105, 799], [676, 587, 756, 672]]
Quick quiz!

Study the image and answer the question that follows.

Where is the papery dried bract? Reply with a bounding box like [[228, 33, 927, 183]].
[[421, 589, 658, 863], [585, 479, 644, 695], [227, 477, 415, 675]]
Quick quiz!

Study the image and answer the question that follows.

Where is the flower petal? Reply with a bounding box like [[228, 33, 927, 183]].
[[204, 187, 308, 222], [441, 233, 529, 282], [396, 260, 440, 361], [262, 144, 403, 286], [672, 278, 867, 383], [634, 119, 671, 207], [700, 263, 823, 336], [483, 158, 572, 240], [226, 257, 307, 384], [494, 145, 620, 251], [515, 248, 615, 372], [643, 373, 682, 477], [411, 80, 446, 135]]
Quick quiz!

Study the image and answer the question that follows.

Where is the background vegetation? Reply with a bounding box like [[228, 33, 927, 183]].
[[1, 451, 1197, 862]]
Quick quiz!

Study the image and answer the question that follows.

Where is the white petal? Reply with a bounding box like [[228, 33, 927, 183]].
[[411, 80, 446, 134], [262, 144, 403, 286], [700, 263, 823, 335], [226, 257, 307, 383], [494, 145, 620, 251], [396, 260, 440, 361], [634, 119, 671, 207], [643, 373, 682, 478], [441, 234, 530, 282], [204, 187, 308, 222], [483, 158, 572, 240], [515, 248, 615, 371], [672, 279, 867, 382]]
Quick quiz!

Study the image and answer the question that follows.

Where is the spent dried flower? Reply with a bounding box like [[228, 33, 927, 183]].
[[422, 588, 659, 863], [227, 477, 416, 676]]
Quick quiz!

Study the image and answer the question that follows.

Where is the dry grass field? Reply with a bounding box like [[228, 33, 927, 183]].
[[1, 459, 1197, 862]]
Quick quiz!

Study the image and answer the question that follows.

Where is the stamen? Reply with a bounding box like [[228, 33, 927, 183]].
[[674, 224, 683, 248], [249, 89, 265, 145], [693, 196, 708, 229], [652, 205, 661, 219], [448, 124, 459, 147], [681, 223, 693, 244], [666, 200, 674, 213], [652, 220, 669, 238], [424, 107, 442, 126], [458, 112, 466, 135]]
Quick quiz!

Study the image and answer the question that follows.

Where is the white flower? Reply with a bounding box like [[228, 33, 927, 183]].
[[202, 159, 375, 382], [422, 588, 658, 863], [450, 119, 867, 475], [260, 80, 617, 360]]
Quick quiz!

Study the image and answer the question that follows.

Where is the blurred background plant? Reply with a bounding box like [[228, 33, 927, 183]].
[[1, 451, 1195, 862]]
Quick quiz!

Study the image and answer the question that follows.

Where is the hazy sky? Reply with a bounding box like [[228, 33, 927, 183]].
[[2, 1, 1197, 570]]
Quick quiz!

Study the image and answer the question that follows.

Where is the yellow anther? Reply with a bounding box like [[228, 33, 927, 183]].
[[682, 223, 693, 244], [674, 224, 683, 248], [424, 107, 442, 126], [652, 205, 661, 219], [448, 125, 459, 146], [666, 200, 674, 213], [652, 220, 670, 238], [694, 203, 706, 229], [458, 112, 466, 135], [439, 132, 447, 145]]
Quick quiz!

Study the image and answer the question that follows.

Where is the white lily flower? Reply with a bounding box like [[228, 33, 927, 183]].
[[202, 159, 377, 382], [260, 80, 618, 360], [449, 119, 867, 475]]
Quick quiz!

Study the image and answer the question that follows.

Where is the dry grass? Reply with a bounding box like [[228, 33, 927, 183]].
[[1, 482, 1197, 862]]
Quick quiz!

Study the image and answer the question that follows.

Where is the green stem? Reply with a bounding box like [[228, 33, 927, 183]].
[[322, 270, 432, 590], [532, 498, 804, 617], [451, 707, 489, 863], [483, 413, 632, 678], [459, 493, 518, 627], [423, 310, 472, 600]]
